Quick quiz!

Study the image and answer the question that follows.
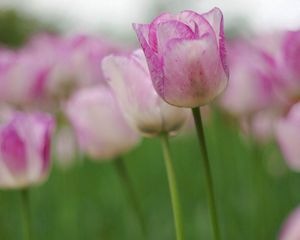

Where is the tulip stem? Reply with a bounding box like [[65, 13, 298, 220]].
[[20, 188, 31, 240], [160, 132, 185, 240], [114, 156, 147, 238], [192, 107, 221, 240]]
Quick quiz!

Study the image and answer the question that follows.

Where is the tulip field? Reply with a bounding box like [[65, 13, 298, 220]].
[[0, 3, 300, 240], [0, 111, 298, 240]]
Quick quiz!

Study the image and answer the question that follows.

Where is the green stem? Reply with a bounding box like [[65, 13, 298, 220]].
[[160, 133, 185, 240], [248, 129, 268, 239], [114, 156, 147, 238], [192, 107, 221, 240], [20, 188, 31, 240]]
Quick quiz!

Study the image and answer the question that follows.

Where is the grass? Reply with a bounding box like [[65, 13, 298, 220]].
[[0, 109, 299, 240]]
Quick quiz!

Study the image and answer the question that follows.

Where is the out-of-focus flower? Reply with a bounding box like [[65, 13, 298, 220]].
[[133, 7, 228, 107], [220, 39, 278, 117], [45, 35, 120, 101], [276, 30, 300, 101], [279, 206, 300, 240], [276, 102, 300, 171], [0, 112, 55, 189], [241, 109, 279, 144], [54, 125, 78, 169], [0, 49, 51, 108], [102, 49, 188, 136], [64, 87, 140, 160]]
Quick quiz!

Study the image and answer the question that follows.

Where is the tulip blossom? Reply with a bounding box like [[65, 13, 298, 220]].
[[279, 206, 300, 240], [102, 49, 188, 136], [220, 39, 278, 116], [241, 109, 279, 144], [276, 102, 300, 171], [64, 87, 140, 160], [0, 112, 55, 189], [133, 7, 228, 107], [275, 30, 300, 101], [0, 49, 51, 108], [45, 35, 120, 101]]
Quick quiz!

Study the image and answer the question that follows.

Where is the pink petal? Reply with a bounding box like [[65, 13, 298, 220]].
[[202, 7, 229, 77], [161, 36, 227, 107], [133, 23, 164, 97], [156, 20, 195, 53], [0, 126, 26, 178], [148, 13, 173, 52]]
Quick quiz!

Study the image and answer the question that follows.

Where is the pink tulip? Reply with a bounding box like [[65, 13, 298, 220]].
[[133, 7, 228, 107], [0, 112, 55, 189], [279, 206, 300, 240], [220, 39, 278, 116], [45, 35, 120, 101], [276, 30, 300, 100], [102, 49, 188, 136], [64, 87, 140, 160], [276, 102, 300, 171], [0, 49, 51, 107], [241, 110, 279, 144]]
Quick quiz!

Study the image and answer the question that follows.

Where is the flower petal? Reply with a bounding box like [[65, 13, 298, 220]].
[[102, 51, 163, 135], [0, 126, 26, 179], [161, 36, 227, 107], [156, 20, 195, 53], [202, 7, 229, 77]]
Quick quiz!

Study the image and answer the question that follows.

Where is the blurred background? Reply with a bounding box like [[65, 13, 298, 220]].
[[0, 0, 300, 240], [0, 0, 300, 47]]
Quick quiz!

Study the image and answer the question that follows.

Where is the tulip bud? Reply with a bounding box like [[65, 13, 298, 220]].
[[102, 49, 188, 136], [0, 112, 55, 189], [64, 87, 140, 160], [133, 7, 229, 107]]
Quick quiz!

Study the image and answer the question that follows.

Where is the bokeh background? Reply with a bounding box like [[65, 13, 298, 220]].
[[0, 0, 300, 239]]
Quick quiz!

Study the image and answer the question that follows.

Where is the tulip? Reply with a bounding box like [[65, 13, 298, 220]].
[[241, 109, 279, 144], [64, 86, 140, 160], [45, 35, 120, 101], [0, 49, 51, 108], [103, 48, 190, 239], [279, 206, 300, 240], [133, 8, 229, 240], [277, 30, 300, 100], [276, 102, 300, 171], [133, 7, 228, 108], [0, 112, 55, 189], [64, 87, 146, 236], [220, 39, 278, 117], [102, 49, 188, 137]]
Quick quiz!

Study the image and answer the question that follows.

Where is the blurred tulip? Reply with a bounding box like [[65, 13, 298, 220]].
[[45, 35, 120, 101], [64, 87, 140, 160], [0, 49, 51, 108], [241, 110, 279, 144], [220, 39, 278, 116], [276, 30, 300, 100], [276, 102, 300, 171], [279, 206, 300, 240], [0, 112, 55, 189], [133, 7, 228, 107], [102, 49, 188, 136]]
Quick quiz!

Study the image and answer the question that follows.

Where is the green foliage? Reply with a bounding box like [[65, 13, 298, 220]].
[[0, 9, 58, 48], [0, 110, 297, 239]]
